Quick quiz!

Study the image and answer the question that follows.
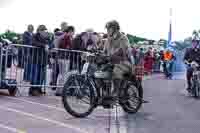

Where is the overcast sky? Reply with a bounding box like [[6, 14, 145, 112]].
[[0, 0, 199, 41]]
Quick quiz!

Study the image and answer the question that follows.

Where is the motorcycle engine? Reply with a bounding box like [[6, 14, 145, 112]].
[[95, 79, 112, 96]]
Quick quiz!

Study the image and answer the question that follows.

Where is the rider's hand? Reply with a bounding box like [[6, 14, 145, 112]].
[[184, 60, 189, 65]]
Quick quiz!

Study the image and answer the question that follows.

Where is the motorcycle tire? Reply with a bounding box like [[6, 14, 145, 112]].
[[120, 80, 143, 114], [62, 74, 95, 118], [194, 82, 199, 98]]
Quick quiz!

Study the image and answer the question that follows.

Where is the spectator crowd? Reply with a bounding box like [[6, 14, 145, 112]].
[[0, 21, 173, 96], [21, 22, 109, 96]]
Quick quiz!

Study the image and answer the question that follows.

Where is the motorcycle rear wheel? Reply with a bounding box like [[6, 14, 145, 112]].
[[120, 80, 143, 114]]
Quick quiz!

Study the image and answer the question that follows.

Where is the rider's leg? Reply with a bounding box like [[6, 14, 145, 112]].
[[186, 67, 193, 90], [112, 79, 121, 96], [112, 65, 125, 96], [168, 62, 173, 77], [112, 64, 132, 96], [163, 62, 167, 75]]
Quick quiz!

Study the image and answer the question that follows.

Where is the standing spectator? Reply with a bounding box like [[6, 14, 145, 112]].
[[131, 46, 137, 58], [52, 22, 68, 46], [49, 24, 67, 91], [61, 22, 68, 32], [81, 32, 90, 50], [159, 50, 164, 61], [72, 32, 87, 51], [98, 34, 107, 50], [56, 26, 75, 96], [53, 28, 62, 40], [49, 28, 62, 90], [0, 41, 6, 80], [23, 24, 34, 81], [85, 31, 99, 51], [29, 25, 49, 96], [53, 22, 68, 47], [135, 48, 145, 81], [144, 47, 154, 75], [158, 50, 164, 72], [78, 31, 98, 51], [71, 32, 88, 72], [153, 49, 161, 72], [78, 32, 99, 71], [92, 32, 100, 49]]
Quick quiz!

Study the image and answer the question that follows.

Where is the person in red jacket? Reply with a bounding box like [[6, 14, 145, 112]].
[[55, 26, 75, 96], [144, 47, 154, 75]]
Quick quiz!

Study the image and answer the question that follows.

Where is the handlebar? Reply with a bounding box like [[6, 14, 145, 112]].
[[85, 49, 107, 57], [185, 60, 199, 68], [83, 50, 111, 64]]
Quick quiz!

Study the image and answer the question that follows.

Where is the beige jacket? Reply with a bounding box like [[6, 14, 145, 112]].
[[104, 32, 131, 65], [104, 32, 132, 79]]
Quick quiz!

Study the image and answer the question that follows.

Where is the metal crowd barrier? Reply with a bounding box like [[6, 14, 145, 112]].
[[0, 44, 87, 95]]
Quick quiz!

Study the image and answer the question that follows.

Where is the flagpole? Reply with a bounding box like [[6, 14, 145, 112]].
[[167, 8, 172, 48], [169, 8, 172, 22]]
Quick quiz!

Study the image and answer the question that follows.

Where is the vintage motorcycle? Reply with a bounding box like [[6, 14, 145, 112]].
[[62, 50, 145, 118], [188, 61, 200, 98]]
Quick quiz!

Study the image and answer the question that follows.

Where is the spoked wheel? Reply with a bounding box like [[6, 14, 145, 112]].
[[191, 77, 199, 98], [120, 81, 143, 114], [195, 85, 199, 98], [193, 81, 199, 98], [62, 75, 95, 118]]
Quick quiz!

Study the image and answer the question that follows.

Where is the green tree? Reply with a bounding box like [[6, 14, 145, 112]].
[[126, 34, 148, 45]]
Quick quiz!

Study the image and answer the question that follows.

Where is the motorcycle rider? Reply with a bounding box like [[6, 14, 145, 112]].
[[104, 20, 132, 96], [184, 39, 200, 93], [163, 48, 176, 79]]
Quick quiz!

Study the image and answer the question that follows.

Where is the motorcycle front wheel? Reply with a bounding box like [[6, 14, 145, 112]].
[[62, 74, 95, 118], [192, 78, 200, 98]]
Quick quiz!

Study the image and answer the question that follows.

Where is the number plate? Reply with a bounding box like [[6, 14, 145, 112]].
[[81, 63, 89, 74]]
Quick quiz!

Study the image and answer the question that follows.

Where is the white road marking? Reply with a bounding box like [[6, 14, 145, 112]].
[[5, 97, 65, 112], [5, 96, 90, 111], [45, 96, 62, 100], [0, 123, 25, 133], [0, 106, 87, 133]]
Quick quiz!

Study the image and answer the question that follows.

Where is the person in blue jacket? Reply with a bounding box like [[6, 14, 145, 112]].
[[23, 24, 34, 81]]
